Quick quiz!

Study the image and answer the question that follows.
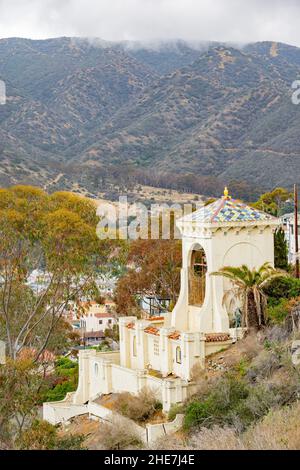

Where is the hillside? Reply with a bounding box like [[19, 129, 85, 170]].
[[0, 38, 300, 194]]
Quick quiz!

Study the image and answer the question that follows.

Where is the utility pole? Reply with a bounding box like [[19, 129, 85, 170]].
[[294, 184, 299, 279]]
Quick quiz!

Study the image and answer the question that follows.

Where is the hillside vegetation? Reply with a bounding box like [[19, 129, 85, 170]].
[[1, 39, 300, 194]]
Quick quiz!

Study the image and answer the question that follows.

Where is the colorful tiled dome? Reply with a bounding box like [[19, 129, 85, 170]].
[[182, 190, 276, 224]]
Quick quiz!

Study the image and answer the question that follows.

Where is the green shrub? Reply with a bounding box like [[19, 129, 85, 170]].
[[184, 373, 281, 432], [44, 380, 76, 402], [55, 357, 78, 377], [44, 357, 78, 402], [17, 419, 86, 450], [274, 227, 288, 270], [55, 357, 76, 369], [232, 385, 280, 430], [264, 277, 300, 304], [234, 359, 250, 377], [267, 298, 290, 324], [97, 341, 111, 352], [184, 375, 249, 430]]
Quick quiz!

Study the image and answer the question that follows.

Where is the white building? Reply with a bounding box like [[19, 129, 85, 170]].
[[80, 311, 115, 332], [281, 212, 300, 263], [78, 301, 117, 332], [44, 189, 279, 419]]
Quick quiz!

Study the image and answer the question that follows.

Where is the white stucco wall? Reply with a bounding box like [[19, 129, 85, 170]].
[[172, 221, 278, 333], [81, 314, 116, 332], [146, 335, 161, 371]]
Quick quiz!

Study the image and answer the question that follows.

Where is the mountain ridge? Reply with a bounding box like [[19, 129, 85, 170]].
[[0, 37, 300, 194]]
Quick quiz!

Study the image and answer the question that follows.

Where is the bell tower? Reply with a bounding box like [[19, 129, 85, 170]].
[[171, 189, 279, 333]]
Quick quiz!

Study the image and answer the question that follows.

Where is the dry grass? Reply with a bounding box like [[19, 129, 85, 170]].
[[190, 404, 300, 450], [225, 333, 263, 367], [150, 434, 191, 450], [196, 333, 264, 374], [191, 426, 245, 450], [244, 401, 300, 450], [59, 415, 142, 450], [156, 401, 300, 450], [59, 415, 99, 449], [247, 349, 281, 380], [92, 417, 142, 450], [115, 387, 162, 424]]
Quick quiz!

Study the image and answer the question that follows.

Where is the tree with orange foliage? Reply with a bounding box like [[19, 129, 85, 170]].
[[114, 239, 181, 316]]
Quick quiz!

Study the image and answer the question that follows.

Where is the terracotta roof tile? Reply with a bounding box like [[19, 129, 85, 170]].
[[94, 313, 114, 319], [144, 326, 160, 336], [168, 331, 181, 340], [205, 333, 231, 343], [126, 322, 135, 330]]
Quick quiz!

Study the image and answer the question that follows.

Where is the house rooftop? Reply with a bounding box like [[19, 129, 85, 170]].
[[94, 313, 115, 319]]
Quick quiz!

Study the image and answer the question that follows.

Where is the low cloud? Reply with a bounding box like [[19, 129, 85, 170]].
[[0, 0, 300, 47]]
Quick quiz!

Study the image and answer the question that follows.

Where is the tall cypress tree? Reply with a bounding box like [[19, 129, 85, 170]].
[[274, 227, 289, 270]]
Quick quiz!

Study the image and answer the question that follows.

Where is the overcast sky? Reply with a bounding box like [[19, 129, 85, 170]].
[[0, 0, 300, 47]]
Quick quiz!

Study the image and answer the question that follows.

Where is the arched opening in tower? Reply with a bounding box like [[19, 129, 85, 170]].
[[189, 247, 207, 306]]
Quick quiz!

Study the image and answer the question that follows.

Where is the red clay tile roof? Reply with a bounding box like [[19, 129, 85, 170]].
[[205, 333, 231, 343], [94, 313, 114, 319], [168, 331, 181, 340], [144, 326, 160, 336], [150, 316, 165, 321], [126, 322, 135, 330]]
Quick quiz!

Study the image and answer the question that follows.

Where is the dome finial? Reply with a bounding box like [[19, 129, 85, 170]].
[[224, 186, 229, 199]]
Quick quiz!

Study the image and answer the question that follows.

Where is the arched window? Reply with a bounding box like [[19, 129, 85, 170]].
[[133, 336, 137, 357], [176, 346, 182, 364], [94, 363, 99, 376], [189, 247, 207, 306]]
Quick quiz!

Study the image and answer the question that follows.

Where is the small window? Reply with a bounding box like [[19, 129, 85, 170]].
[[176, 346, 182, 364], [94, 363, 99, 376], [99, 320, 103, 325], [108, 319, 112, 324]]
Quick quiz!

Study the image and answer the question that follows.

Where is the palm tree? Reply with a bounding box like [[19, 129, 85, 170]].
[[212, 262, 285, 330]]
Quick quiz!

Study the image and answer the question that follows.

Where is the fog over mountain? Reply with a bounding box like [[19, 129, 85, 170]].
[[1, 0, 300, 47]]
